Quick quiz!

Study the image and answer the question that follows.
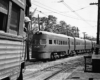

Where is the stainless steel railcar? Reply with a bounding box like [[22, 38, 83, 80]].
[[32, 31, 95, 59]]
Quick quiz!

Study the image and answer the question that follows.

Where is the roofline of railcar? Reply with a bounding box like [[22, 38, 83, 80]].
[[37, 31, 74, 39], [35, 31, 96, 42]]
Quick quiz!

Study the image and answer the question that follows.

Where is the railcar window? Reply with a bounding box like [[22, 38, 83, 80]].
[[33, 40, 40, 45], [0, 13, 7, 32], [54, 40, 56, 44], [36, 40, 40, 44], [0, 0, 8, 32], [63, 41, 64, 45], [9, 3, 20, 35], [49, 40, 52, 44], [56, 40, 58, 44], [77, 42, 78, 45], [66, 41, 67, 45], [59, 41, 60, 45], [57, 40, 59, 44], [59, 41, 61, 45], [41, 39, 46, 44], [61, 41, 62, 45]]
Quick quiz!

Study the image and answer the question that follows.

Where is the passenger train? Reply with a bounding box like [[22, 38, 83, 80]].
[[32, 31, 96, 60]]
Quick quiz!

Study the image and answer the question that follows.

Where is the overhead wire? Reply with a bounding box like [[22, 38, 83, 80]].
[[36, 10, 48, 16], [38, 6, 90, 13], [32, 0, 62, 13], [62, 2, 95, 27], [31, 2, 97, 23], [31, 3, 83, 19], [32, 0, 91, 14]]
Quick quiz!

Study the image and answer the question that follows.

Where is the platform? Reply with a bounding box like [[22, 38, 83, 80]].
[[66, 66, 100, 80]]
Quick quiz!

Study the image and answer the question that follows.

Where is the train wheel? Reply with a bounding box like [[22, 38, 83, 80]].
[[50, 53, 54, 60], [70, 51, 76, 56], [54, 53, 58, 59], [74, 51, 76, 55]]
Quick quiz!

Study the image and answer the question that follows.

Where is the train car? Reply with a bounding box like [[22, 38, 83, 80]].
[[67, 36, 75, 55], [85, 39, 93, 52], [32, 31, 75, 59], [92, 41, 96, 48], [32, 31, 95, 59], [0, 0, 31, 80], [75, 37, 85, 54], [91, 40, 96, 52]]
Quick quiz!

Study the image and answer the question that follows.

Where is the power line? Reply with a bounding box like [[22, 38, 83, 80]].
[[67, 6, 90, 12], [39, 6, 90, 13], [31, 4, 97, 23], [62, 2, 95, 27], [33, 0, 91, 14], [36, 10, 48, 16], [31, 3, 83, 19], [32, 0, 62, 13]]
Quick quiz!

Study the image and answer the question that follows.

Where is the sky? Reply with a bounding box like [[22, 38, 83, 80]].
[[30, 0, 98, 38]]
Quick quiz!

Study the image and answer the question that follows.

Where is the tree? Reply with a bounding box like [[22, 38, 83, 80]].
[[31, 15, 80, 37], [44, 15, 57, 32]]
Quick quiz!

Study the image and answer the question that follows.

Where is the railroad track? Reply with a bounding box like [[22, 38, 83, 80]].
[[24, 57, 84, 80], [44, 59, 84, 80]]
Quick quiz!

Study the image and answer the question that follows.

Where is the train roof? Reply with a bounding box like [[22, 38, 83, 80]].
[[74, 37, 84, 41], [85, 39, 91, 42], [37, 31, 74, 39]]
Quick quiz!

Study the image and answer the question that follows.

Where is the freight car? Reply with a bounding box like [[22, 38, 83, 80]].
[[32, 31, 96, 59]]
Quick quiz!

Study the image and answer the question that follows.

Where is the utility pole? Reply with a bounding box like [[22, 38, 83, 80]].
[[38, 14, 40, 30], [91, 0, 100, 73], [96, 0, 100, 55], [83, 32, 86, 39], [90, 1, 99, 54]]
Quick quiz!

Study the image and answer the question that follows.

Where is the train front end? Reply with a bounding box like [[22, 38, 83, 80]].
[[32, 31, 50, 59]]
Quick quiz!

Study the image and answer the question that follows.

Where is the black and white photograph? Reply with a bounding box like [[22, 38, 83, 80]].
[[0, 0, 100, 80]]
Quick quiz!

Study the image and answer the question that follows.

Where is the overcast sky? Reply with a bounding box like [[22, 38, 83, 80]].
[[30, 0, 98, 38]]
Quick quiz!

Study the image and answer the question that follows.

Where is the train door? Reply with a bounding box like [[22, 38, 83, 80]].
[[68, 38, 70, 53], [84, 40, 86, 50], [74, 38, 76, 50]]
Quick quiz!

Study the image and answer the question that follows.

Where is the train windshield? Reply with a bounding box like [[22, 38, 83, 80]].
[[33, 40, 40, 45], [41, 39, 46, 44], [33, 39, 46, 45]]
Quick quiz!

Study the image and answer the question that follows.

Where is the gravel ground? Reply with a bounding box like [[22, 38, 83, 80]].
[[23, 55, 85, 80]]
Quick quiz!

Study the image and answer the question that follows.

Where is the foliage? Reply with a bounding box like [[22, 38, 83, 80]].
[[30, 14, 80, 38]]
